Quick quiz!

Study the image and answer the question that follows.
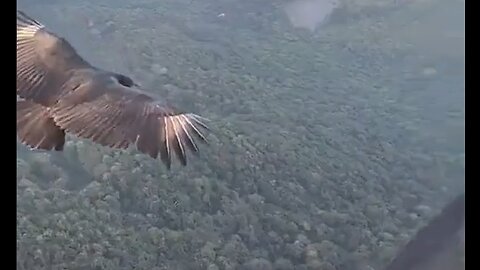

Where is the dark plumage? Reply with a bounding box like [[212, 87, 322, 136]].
[[17, 10, 209, 168]]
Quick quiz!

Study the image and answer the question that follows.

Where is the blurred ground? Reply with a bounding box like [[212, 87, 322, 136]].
[[17, 0, 464, 269]]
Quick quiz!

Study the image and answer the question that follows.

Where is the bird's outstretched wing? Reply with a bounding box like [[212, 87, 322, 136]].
[[17, 99, 65, 151], [17, 10, 92, 105], [50, 79, 209, 168], [17, 10, 210, 168]]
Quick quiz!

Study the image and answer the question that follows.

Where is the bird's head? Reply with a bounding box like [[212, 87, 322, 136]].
[[113, 73, 141, 88]]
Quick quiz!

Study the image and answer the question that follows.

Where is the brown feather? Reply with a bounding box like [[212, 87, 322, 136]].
[[17, 10, 92, 106], [17, 100, 65, 151], [17, 10, 209, 168], [50, 83, 208, 168]]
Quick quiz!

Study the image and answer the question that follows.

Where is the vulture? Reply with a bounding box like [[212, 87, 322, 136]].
[[17, 10, 209, 169]]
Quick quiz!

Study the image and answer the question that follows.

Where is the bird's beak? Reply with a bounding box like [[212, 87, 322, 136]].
[[134, 82, 142, 88]]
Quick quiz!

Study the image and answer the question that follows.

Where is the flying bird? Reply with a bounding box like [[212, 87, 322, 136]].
[[17, 10, 209, 169]]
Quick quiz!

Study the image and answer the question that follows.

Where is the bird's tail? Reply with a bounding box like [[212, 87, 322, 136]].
[[17, 100, 65, 151]]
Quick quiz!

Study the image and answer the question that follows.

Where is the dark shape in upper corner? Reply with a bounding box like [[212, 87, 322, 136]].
[[16, 10, 209, 169]]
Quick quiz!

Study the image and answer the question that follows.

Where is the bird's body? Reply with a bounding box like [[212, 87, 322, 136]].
[[17, 10, 209, 168]]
